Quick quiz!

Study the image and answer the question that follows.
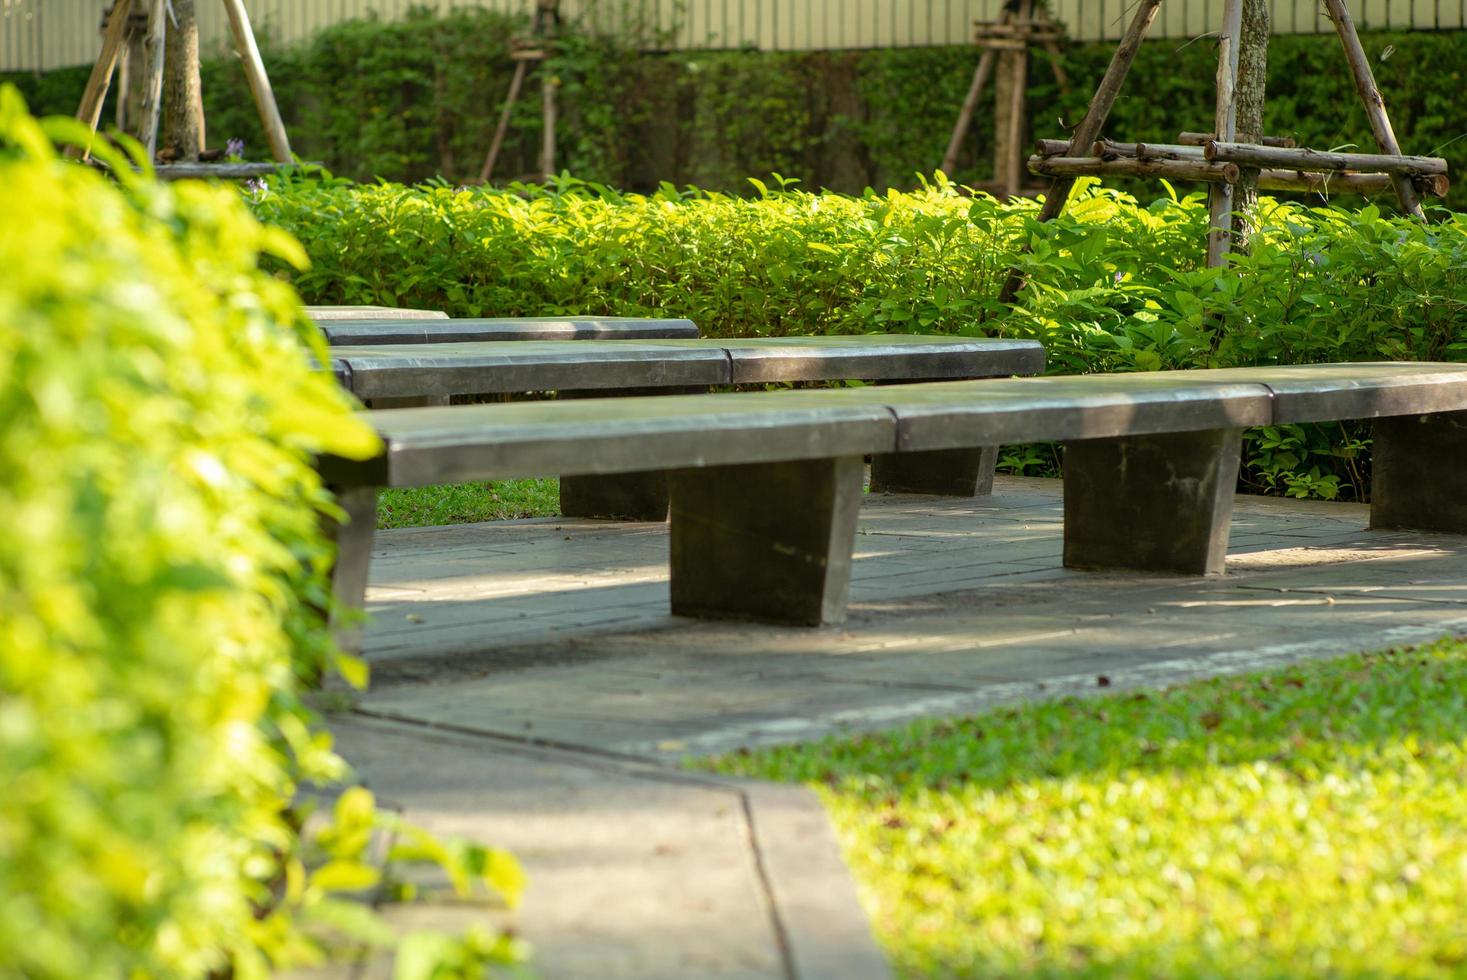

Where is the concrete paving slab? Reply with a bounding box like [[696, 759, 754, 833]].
[[320, 714, 891, 980]]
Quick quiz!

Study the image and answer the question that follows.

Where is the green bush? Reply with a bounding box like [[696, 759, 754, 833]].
[[0, 90, 525, 977], [249, 173, 1467, 499]]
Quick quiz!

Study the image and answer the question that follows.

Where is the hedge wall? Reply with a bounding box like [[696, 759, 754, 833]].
[[5, 10, 1464, 207]]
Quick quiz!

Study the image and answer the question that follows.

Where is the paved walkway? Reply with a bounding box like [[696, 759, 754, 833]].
[[326, 477, 1467, 978]]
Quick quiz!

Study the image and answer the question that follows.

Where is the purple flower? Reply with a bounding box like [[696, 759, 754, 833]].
[[226, 137, 245, 159]]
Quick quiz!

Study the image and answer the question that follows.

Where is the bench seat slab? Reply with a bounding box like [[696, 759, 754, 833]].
[[1063, 428, 1244, 576], [869, 447, 998, 496], [1371, 411, 1467, 534], [669, 456, 864, 626]]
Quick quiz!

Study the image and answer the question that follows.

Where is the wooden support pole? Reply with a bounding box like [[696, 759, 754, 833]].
[[1090, 139, 1207, 161], [1205, 140, 1447, 176], [1029, 155, 1241, 184], [940, 48, 999, 174], [1033, 0, 1163, 224], [220, 0, 293, 163], [162, 0, 205, 161], [1322, 0, 1425, 218], [997, 1, 1032, 198], [479, 58, 529, 182], [138, 0, 167, 159], [1178, 130, 1295, 147], [1256, 169, 1447, 197], [71, 0, 134, 158], [1205, 0, 1245, 269], [539, 68, 558, 178]]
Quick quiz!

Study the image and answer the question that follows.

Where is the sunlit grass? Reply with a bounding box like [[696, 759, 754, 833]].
[[707, 639, 1467, 977], [377, 478, 559, 529]]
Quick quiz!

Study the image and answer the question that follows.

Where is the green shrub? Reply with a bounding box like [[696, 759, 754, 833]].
[[0, 90, 524, 977]]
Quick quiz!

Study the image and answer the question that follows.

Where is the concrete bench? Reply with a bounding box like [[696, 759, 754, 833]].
[[329, 335, 1046, 518], [319, 316, 701, 345], [306, 305, 449, 321], [321, 361, 1467, 642]]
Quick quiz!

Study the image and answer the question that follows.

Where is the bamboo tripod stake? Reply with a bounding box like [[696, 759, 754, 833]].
[[480, 0, 561, 183], [74, 0, 292, 165], [941, 0, 1069, 195], [1002, 0, 1437, 301]]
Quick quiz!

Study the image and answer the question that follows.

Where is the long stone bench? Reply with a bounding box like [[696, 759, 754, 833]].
[[329, 335, 1046, 518], [320, 361, 1467, 643], [306, 305, 449, 321], [320, 316, 702, 345]]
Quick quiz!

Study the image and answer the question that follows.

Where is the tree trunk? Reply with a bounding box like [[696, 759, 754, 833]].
[[162, 0, 204, 161], [1233, 0, 1270, 248]]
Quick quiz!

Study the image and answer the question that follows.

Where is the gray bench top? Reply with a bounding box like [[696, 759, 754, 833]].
[[324, 362, 1467, 488], [306, 305, 448, 321], [329, 335, 1046, 400], [320, 316, 702, 345]]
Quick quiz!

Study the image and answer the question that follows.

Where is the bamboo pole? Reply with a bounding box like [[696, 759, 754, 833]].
[[1253, 169, 1441, 195], [1001, 2, 1031, 198], [1033, 0, 1163, 224], [220, 0, 293, 163], [71, 0, 134, 158], [1029, 155, 1241, 183], [941, 48, 999, 174], [479, 58, 529, 182], [540, 69, 558, 178], [1091, 139, 1207, 160], [1204, 140, 1447, 175], [1205, 0, 1245, 269], [1178, 131, 1294, 147], [1321, 0, 1424, 218]]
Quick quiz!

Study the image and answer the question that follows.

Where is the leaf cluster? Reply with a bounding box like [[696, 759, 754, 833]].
[[0, 90, 522, 978]]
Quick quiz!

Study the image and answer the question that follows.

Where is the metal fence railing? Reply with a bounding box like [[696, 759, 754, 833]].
[[4, 0, 1463, 73]]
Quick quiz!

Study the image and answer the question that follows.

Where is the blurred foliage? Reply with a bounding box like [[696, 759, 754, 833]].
[[708, 637, 1467, 977], [248, 171, 1466, 500], [0, 88, 524, 977], [4, 16, 1463, 206]]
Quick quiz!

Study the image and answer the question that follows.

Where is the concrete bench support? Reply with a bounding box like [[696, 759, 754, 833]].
[[1062, 428, 1243, 576], [1371, 411, 1467, 534], [668, 456, 864, 626], [557, 387, 704, 520], [869, 446, 998, 496], [327, 486, 379, 655]]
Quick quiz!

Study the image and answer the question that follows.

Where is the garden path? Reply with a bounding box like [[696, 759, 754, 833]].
[[323, 477, 1467, 979]]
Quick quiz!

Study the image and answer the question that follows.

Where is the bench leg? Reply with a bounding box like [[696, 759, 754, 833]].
[[326, 486, 378, 656], [558, 387, 706, 521], [869, 446, 997, 496], [1371, 412, 1467, 533], [669, 456, 863, 626], [560, 469, 670, 521], [1063, 428, 1242, 576]]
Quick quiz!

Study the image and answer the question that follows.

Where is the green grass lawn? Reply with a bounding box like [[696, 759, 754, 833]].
[[708, 639, 1467, 978], [377, 479, 559, 529]]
